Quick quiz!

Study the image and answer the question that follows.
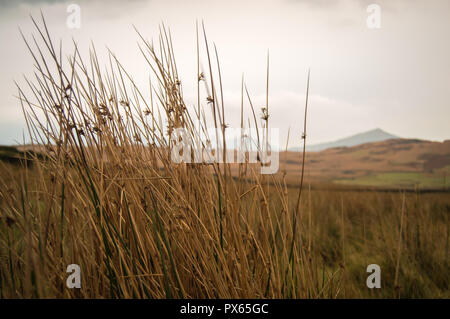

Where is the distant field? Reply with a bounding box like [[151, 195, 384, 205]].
[[3, 139, 450, 190], [335, 172, 449, 188], [278, 138, 450, 189]]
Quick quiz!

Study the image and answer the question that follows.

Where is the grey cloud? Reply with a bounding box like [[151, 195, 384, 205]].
[[0, 0, 65, 8], [285, 0, 411, 11], [0, 0, 147, 8], [286, 0, 342, 7]]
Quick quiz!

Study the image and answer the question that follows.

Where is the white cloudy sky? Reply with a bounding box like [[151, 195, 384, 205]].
[[0, 0, 449, 147]]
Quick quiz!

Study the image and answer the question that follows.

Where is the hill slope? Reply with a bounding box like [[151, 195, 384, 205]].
[[292, 128, 398, 152], [281, 138, 450, 188]]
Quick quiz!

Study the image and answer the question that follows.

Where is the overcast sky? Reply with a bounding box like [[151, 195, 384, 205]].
[[0, 0, 449, 147]]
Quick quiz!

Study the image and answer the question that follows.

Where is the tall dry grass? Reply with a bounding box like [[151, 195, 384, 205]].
[[0, 16, 448, 298]]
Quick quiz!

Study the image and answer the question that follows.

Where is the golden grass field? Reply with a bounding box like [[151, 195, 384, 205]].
[[0, 17, 448, 298]]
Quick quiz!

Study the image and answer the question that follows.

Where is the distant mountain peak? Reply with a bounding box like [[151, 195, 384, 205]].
[[366, 128, 392, 135], [292, 128, 399, 152]]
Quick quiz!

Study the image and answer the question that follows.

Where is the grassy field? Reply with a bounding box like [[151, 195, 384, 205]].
[[335, 172, 449, 188], [0, 17, 448, 299], [1, 161, 449, 298]]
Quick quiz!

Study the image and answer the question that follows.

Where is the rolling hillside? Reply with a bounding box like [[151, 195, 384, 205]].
[[281, 138, 450, 189]]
